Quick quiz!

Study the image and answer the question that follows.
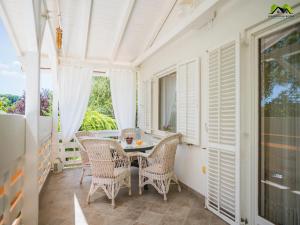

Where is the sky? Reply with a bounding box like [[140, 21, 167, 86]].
[[0, 19, 52, 96]]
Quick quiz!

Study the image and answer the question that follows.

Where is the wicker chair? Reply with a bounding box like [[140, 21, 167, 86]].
[[138, 133, 182, 201], [81, 138, 131, 208], [120, 128, 145, 140], [74, 131, 96, 184]]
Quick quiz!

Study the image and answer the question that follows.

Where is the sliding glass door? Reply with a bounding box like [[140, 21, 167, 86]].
[[259, 23, 300, 225]]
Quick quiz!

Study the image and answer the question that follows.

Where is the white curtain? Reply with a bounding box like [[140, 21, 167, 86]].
[[58, 65, 93, 142], [109, 69, 136, 130]]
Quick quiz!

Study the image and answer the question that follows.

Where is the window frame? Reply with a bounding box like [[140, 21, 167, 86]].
[[158, 71, 177, 133], [153, 65, 177, 137]]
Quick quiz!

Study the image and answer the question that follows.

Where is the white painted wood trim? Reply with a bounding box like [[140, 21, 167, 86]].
[[142, 0, 177, 51], [0, 1, 22, 56], [22, 52, 40, 225], [247, 15, 300, 225], [59, 57, 134, 70], [234, 35, 241, 225], [111, 0, 136, 61], [154, 64, 176, 78], [81, 0, 93, 60]]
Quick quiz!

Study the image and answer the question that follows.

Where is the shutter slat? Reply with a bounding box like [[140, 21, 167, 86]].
[[177, 59, 200, 145], [207, 41, 240, 224]]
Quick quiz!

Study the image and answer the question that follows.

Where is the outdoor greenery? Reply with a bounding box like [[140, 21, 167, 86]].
[[262, 29, 300, 117], [88, 76, 114, 117], [80, 76, 117, 130], [0, 76, 117, 130], [80, 110, 117, 131], [0, 90, 52, 115]]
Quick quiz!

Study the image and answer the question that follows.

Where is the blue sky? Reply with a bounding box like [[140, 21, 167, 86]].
[[0, 19, 52, 96]]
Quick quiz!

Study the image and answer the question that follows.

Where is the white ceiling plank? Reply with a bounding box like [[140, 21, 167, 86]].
[[0, 1, 22, 56], [29, 0, 40, 52], [133, 0, 221, 66], [42, 0, 58, 59], [81, 0, 93, 60], [45, 20, 58, 63], [142, 0, 177, 52], [111, 0, 136, 61]]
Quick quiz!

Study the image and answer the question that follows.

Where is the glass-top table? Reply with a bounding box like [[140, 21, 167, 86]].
[[121, 141, 155, 153]]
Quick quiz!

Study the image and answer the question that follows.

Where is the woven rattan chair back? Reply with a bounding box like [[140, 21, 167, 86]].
[[82, 139, 127, 178], [120, 128, 145, 140]]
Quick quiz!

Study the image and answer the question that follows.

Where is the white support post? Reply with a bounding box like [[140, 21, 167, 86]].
[[51, 64, 59, 163], [22, 51, 40, 225]]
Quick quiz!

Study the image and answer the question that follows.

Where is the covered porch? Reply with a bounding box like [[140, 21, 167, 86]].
[[0, 0, 299, 225]]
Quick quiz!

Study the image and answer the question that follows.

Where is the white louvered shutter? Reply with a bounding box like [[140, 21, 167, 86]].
[[177, 58, 200, 145], [207, 41, 240, 225], [145, 80, 152, 133], [177, 63, 187, 136], [138, 81, 146, 130]]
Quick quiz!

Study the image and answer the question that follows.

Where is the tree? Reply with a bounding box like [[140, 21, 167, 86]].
[[88, 76, 114, 117], [261, 29, 300, 117], [7, 92, 25, 114], [0, 96, 10, 112], [40, 89, 53, 116], [6, 89, 53, 116]]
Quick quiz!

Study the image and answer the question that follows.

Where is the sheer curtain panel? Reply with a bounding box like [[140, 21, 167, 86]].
[[109, 69, 136, 130], [58, 65, 93, 142]]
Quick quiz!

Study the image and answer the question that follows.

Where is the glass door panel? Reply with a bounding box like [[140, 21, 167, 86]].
[[259, 23, 300, 225]]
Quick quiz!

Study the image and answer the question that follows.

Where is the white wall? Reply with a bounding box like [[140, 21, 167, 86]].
[[138, 0, 299, 223], [0, 114, 25, 172]]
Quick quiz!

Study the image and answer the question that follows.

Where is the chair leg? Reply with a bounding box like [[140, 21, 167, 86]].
[[161, 180, 168, 201], [164, 193, 167, 201], [87, 183, 94, 204], [128, 174, 132, 196], [80, 167, 85, 185], [139, 177, 143, 195], [111, 183, 115, 208], [139, 173, 142, 195]]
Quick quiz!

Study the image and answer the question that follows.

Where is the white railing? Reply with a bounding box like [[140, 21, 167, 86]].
[[0, 114, 25, 225], [0, 157, 24, 225], [38, 135, 52, 193], [57, 130, 119, 167]]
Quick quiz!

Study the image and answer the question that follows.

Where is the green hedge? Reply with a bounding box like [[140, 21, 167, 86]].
[[80, 110, 117, 131]]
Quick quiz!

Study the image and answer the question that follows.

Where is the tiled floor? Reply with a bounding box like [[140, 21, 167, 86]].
[[39, 167, 227, 225]]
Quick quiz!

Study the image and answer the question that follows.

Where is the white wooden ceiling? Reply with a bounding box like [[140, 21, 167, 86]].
[[0, 0, 220, 67], [45, 0, 177, 63]]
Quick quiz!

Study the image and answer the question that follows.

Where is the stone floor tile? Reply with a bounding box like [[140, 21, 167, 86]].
[[39, 168, 228, 225], [159, 215, 185, 225], [136, 211, 163, 225]]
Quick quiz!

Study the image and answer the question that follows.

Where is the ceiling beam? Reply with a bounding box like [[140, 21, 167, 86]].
[[111, 0, 136, 61], [133, 0, 221, 66], [0, 1, 22, 56], [42, 0, 59, 62], [81, 0, 93, 60], [142, 0, 177, 52], [59, 56, 134, 70]]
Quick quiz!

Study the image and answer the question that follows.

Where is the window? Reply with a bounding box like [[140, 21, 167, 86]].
[[159, 72, 176, 132], [258, 23, 300, 225]]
